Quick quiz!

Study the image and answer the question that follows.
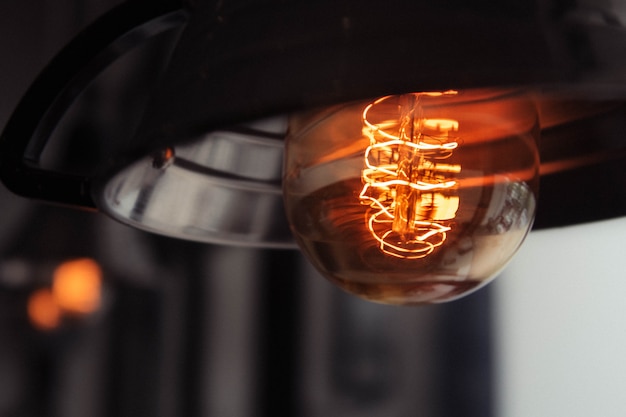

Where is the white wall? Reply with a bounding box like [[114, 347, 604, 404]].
[[493, 216, 626, 417]]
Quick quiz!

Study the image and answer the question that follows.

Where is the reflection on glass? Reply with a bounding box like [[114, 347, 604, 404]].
[[284, 89, 539, 304]]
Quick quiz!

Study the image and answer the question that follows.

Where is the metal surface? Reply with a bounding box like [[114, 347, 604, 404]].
[[100, 118, 295, 247]]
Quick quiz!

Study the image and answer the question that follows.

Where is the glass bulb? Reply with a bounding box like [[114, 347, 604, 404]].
[[284, 89, 539, 305]]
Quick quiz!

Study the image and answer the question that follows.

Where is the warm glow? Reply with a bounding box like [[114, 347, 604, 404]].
[[27, 288, 62, 331], [52, 258, 103, 315], [284, 88, 539, 304], [360, 92, 461, 259]]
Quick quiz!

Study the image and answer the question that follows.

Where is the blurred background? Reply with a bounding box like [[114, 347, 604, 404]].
[[1, 1, 625, 416]]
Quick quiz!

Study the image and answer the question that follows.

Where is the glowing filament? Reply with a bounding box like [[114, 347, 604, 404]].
[[359, 92, 461, 259]]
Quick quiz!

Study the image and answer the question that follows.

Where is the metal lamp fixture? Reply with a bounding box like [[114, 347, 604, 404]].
[[3, 0, 626, 304]]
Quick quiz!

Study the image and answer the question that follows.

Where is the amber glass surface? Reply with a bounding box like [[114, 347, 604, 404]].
[[284, 90, 539, 305]]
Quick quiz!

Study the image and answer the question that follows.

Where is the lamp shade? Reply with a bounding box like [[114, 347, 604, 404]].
[[2, 0, 626, 249]]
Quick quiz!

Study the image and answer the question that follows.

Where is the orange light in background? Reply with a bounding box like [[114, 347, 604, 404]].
[[27, 288, 62, 331], [52, 258, 103, 315]]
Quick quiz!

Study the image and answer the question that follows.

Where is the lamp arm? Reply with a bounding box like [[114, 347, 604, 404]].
[[0, 0, 188, 209]]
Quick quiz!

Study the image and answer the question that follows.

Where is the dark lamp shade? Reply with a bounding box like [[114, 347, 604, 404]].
[[3, 0, 626, 249]]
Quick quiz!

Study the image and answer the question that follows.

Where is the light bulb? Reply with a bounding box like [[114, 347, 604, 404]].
[[284, 89, 539, 304]]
